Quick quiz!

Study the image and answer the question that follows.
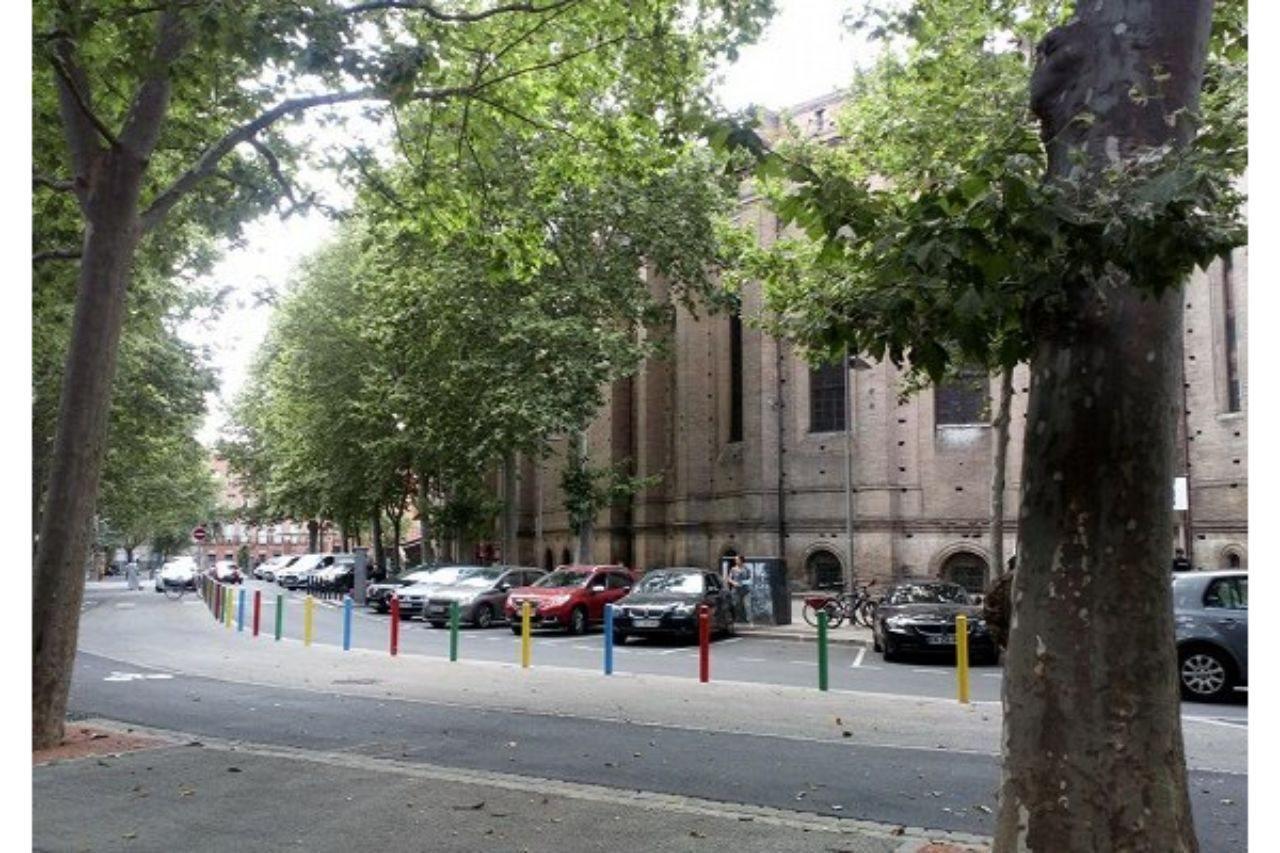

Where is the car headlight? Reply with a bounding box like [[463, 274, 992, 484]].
[[885, 615, 913, 628], [970, 619, 989, 633], [672, 603, 696, 616]]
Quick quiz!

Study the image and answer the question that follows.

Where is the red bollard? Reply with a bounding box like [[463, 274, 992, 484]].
[[390, 596, 400, 656], [698, 604, 710, 683], [252, 590, 261, 637]]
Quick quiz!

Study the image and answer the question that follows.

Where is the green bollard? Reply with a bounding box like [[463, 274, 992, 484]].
[[449, 601, 460, 662], [817, 610, 829, 691], [274, 594, 284, 641]]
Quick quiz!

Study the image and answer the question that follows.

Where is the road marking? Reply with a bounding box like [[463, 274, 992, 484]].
[[1182, 716, 1248, 730], [103, 671, 174, 682], [910, 668, 949, 676], [740, 657, 766, 663], [788, 660, 818, 667], [851, 647, 866, 668], [114, 603, 136, 609], [719, 637, 743, 645]]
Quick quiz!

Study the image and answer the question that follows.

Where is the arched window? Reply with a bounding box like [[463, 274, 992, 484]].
[[941, 551, 989, 593], [561, 547, 572, 566], [805, 549, 843, 590], [543, 548, 554, 571], [1228, 552, 1241, 568]]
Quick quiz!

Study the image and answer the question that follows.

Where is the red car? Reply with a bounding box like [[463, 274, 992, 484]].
[[505, 565, 634, 634]]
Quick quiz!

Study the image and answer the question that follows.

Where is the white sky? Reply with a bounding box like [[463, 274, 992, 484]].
[[190, 0, 868, 444]]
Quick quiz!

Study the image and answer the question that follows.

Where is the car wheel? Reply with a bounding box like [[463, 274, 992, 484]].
[[429, 621, 446, 630], [1179, 646, 1234, 701], [613, 631, 628, 646], [510, 625, 523, 635], [474, 604, 494, 629], [568, 606, 588, 635], [883, 636, 900, 662]]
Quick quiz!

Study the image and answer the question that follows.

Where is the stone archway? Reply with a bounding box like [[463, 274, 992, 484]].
[[804, 547, 844, 590], [1219, 543, 1245, 569], [931, 544, 991, 594]]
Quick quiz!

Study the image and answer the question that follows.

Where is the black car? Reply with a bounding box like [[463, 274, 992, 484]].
[[611, 568, 735, 643], [872, 581, 996, 664], [365, 566, 445, 613]]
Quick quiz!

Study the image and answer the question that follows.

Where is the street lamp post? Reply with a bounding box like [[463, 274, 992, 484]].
[[843, 347, 872, 593]]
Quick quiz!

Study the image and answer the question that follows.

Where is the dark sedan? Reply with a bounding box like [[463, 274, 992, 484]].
[[1174, 570, 1247, 701], [612, 568, 735, 643], [872, 581, 996, 664]]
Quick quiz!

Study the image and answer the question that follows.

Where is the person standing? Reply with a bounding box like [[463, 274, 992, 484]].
[[124, 557, 140, 591], [728, 555, 752, 624]]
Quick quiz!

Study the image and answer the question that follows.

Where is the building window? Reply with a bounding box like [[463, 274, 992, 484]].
[[935, 368, 989, 426], [1221, 254, 1241, 413], [809, 360, 846, 433], [729, 310, 744, 442], [805, 549, 843, 590], [941, 551, 989, 594]]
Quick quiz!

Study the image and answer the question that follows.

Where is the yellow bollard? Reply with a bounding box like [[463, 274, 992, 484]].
[[956, 614, 970, 704], [224, 587, 233, 628], [304, 596, 314, 647], [520, 601, 531, 669]]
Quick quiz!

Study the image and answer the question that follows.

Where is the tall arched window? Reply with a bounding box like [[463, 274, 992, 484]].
[[543, 548, 554, 571], [561, 547, 572, 566]]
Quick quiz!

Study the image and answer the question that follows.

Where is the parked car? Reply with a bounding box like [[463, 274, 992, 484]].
[[154, 558, 198, 593], [366, 566, 445, 613], [504, 565, 635, 635], [396, 566, 495, 619], [276, 553, 340, 589], [424, 566, 547, 628], [611, 567, 734, 642], [210, 560, 243, 584], [1174, 570, 1248, 701], [261, 554, 300, 582], [872, 581, 996, 664], [312, 554, 357, 592]]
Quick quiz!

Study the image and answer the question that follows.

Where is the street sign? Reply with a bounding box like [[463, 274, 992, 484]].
[[192, 526, 207, 542]]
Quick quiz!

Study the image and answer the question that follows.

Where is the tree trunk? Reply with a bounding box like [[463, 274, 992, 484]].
[[32, 150, 146, 749], [371, 508, 385, 575], [990, 366, 1014, 577], [416, 473, 431, 563], [307, 519, 319, 553], [573, 432, 594, 564], [502, 451, 518, 565], [996, 3, 1212, 850], [390, 512, 403, 573]]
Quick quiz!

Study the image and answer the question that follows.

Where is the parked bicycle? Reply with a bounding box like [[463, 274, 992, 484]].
[[801, 580, 878, 628]]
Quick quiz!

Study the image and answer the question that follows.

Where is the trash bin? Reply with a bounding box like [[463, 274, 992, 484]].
[[718, 556, 790, 626]]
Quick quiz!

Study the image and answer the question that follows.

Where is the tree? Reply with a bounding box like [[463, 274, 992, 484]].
[[718, 0, 1244, 848]]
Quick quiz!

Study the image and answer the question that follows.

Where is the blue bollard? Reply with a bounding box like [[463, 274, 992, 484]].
[[342, 594, 353, 651], [603, 603, 614, 676], [237, 588, 246, 632]]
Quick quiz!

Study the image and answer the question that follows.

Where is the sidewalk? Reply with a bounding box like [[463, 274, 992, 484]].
[[34, 721, 984, 853], [735, 595, 874, 647]]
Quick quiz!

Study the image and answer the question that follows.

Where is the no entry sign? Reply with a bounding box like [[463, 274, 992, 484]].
[[192, 526, 207, 542]]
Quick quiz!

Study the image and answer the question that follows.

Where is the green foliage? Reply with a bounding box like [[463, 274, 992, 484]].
[[561, 447, 661, 537], [715, 0, 1246, 384]]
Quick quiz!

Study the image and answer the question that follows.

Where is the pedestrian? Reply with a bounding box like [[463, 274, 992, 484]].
[[727, 555, 752, 624], [1171, 547, 1192, 573], [125, 557, 140, 591]]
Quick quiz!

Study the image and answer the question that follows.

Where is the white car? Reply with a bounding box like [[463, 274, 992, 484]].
[[260, 554, 298, 582], [211, 560, 243, 583], [154, 559, 198, 593]]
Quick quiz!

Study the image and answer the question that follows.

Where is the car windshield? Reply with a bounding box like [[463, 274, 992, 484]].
[[637, 572, 703, 594], [886, 583, 970, 605], [455, 568, 505, 588], [536, 569, 591, 589], [413, 567, 484, 586], [399, 570, 436, 584]]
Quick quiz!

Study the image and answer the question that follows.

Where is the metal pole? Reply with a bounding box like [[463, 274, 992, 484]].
[[817, 610, 829, 691], [342, 594, 353, 650], [521, 601, 532, 668], [449, 601, 460, 662], [603, 603, 614, 676], [956, 614, 970, 704], [698, 605, 710, 683], [843, 345, 855, 592]]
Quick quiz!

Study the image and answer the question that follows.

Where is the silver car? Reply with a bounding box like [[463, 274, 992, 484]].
[[1173, 570, 1247, 701], [423, 566, 547, 628], [395, 566, 494, 618]]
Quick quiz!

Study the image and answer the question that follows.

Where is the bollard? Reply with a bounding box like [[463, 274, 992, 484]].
[[698, 604, 710, 683], [274, 594, 283, 641], [603, 603, 614, 676], [237, 588, 246, 632], [304, 595, 314, 646], [449, 601, 460, 662], [520, 601, 531, 669], [225, 587, 234, 628], [817, 610, 829, 691], [956, 614, 970, 704], [343, 595, 353, 651], [252, 590, 261, 637], [214, 583, 221, 620], [390, 596, 400, 656]]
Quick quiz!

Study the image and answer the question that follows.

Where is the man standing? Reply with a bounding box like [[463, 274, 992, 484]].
[[124, 557, 140, 591], [727, 555, 752, 624], [1171, 548, 1192, 573]]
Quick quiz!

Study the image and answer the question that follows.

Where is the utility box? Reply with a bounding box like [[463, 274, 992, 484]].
[[718, 556, 791, 626], [353, 547, 369, 606]]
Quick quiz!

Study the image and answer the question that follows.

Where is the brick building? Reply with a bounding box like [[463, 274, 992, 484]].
[[509, 93, 1248, 591], [203, 457, 338, 564]]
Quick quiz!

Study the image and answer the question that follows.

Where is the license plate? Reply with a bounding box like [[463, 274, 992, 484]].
[[633, 618, 660, 628], [925, 634, 955, 645], [428, 605, 446, 614]]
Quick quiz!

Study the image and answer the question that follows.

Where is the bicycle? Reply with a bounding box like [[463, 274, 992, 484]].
[[801, 580, 877, 628], [161, 577, 194, 601]]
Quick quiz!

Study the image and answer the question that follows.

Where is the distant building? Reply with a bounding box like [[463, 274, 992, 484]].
[[204, 457, 338, 563], [510, 93, 1247, 589]]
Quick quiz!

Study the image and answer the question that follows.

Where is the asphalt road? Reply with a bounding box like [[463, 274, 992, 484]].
[[193, 579, 1250, 719], [66, 583, 1249, 850]]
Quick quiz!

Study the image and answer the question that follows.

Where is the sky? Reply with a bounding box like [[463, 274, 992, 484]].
[[188, 0, 867, 444]]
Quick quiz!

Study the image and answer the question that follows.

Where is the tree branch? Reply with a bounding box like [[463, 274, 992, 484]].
[[48, 44, 118, 151], [118, 8, 192, 158], [248, 136, 299, 208], [33, 248, 83, 265], [342, 0, 577, 23], [33, 174, 77, 192]]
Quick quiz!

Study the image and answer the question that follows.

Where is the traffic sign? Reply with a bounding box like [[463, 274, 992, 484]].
[[192, 526, 207, 542]]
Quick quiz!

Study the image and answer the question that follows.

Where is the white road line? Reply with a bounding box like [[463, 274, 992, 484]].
[[1182, 716, 1248, 730], [788, 660, 818, 667], [911, 668, 949, 676], [851, 647, 866, 668], [980, 673, 1002, 679], [740, 657, 766, 663], [658, 647, 691, 656]]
